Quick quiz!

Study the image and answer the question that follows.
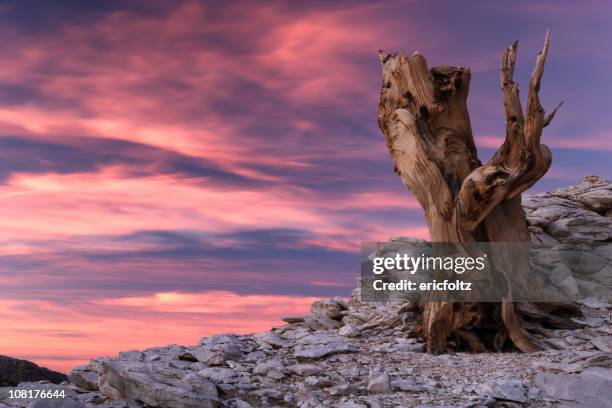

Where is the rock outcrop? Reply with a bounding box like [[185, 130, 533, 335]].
[[1, 176, 610, 408], [525, 175, 612, 244], [0, 355, 67, 387], [525, 175, 612, 301]]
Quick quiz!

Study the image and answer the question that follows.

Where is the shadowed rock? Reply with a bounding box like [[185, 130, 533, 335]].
[[0, 355, 67, 387]]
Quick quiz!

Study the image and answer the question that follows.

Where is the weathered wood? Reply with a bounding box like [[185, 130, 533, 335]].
[[378, 33, 572, 353]]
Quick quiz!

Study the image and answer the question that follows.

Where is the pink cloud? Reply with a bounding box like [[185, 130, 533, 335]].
[[0, 1, 438, 165], [0, 291, 318, 373], [0, 165, 427, 257]]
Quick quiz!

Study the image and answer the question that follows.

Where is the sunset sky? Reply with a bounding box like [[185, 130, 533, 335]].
[[1, 0, 611, 372]]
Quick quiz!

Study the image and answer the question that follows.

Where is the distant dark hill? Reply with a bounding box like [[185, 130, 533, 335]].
[[0, 355, 67, 386]]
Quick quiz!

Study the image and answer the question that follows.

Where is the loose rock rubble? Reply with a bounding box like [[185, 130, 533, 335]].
[[1, 176, 610, 408]]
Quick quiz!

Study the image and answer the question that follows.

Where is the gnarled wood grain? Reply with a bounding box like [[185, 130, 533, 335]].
[[378, 33, 573, 353]]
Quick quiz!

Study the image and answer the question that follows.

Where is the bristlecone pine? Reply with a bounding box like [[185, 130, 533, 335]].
[[377, 33, 578, 354]]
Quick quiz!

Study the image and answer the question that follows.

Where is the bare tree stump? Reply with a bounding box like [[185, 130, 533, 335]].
[[378, 33, 575, 353]]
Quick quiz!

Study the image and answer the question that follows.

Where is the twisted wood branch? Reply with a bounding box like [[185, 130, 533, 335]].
[[378, 33, 567, 353]]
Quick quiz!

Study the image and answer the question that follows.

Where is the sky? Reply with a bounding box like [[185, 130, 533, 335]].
[[0, 0, 610, 373]]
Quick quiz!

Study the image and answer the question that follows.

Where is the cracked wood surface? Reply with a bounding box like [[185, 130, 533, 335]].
[[378, 33, 571, 354]]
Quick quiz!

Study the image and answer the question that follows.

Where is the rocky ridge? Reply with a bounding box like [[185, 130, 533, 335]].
[[1, 176, 611, 408], [0, 356, 67, 387]]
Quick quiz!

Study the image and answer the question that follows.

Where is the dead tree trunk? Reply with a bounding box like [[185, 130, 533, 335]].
[[378, 33, 575, 353]]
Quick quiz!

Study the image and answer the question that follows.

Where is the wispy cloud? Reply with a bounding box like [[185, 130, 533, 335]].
[[0, 291, 318, 373]]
